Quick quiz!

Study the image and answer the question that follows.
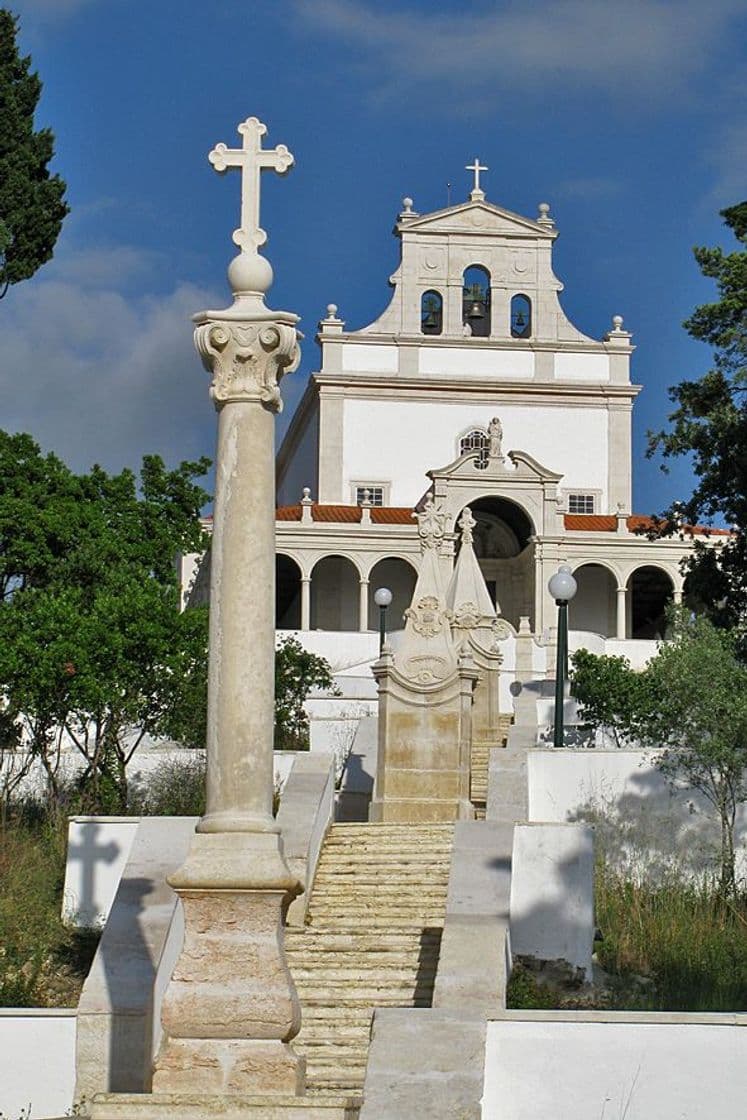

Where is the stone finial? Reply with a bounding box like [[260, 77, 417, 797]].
[[301, 486, 313, 524], [466, 157, 488, 202], [319, 302, 344, 332], [605, 313, 632, 342], [458, 505, 476, 546], [399, 196, 419, 219], [537, 202, 554, 228]]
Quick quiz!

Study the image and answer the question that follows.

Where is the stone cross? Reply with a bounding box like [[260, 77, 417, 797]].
[[209, 116, 294, 252], [466, 157, 488, 198]]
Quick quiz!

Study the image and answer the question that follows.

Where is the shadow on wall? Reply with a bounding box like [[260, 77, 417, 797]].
[[565, 764, 747, 886]]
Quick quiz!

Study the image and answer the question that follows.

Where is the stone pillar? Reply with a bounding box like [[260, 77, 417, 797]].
[[616, 586, 627, 640], [300, 576, 311, 631], [673, 588, 683, 607], [152, 118, 305, 1098], [358, 577, 369, 632]]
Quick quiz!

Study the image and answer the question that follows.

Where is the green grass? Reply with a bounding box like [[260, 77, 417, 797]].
[[595, 863, 747, 1011], [0, 812, 99, 1007]]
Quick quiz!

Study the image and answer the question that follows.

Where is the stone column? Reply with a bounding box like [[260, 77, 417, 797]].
[[358, 577, 369, 632], [300, 576, 311, 631], [153, 119, 304, 1097], [616, 586, 627, 640]]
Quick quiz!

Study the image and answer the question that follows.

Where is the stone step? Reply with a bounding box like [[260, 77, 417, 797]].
[[286, 930, 441, 946]]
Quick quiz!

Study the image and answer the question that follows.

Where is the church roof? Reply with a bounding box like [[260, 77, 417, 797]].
[[564, 514, 730, 535], [275, 504, 416, 524]]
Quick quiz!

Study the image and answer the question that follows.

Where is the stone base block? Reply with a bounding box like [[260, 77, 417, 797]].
[[152, 1040, 304, 1096], [89, 1092, 360, 1120], [370, 797, 474, 823]]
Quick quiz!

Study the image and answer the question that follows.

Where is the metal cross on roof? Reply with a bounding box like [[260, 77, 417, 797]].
[[209, 116, 294, 252]]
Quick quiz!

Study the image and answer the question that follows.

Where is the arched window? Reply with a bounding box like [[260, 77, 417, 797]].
[[511, 294, 531, 339], [459, 428, 490, 469], [462, 265, 491, 337], [421, 290, 443, 335]]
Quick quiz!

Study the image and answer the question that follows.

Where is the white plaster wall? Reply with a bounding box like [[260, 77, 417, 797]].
[[569, 566, 616, 637], [342, 399, 608, 507], [510, 823, 594, 976], [0, 1009, 76, 1118], [527, 749, 747, 881], [277, 401, 319, 506], [483, 1017, 747, 1119], [62, 817, 139, 928], [418, 346, 534, 379], [278, 628, 379, 672], [341, 344, 398, 373], [555, 351, 610, 381]]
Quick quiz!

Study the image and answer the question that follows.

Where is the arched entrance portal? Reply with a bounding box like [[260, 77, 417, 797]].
[[367, 557, 418, 635], [569, 563, 617, 638], [461, 497, 535, 629], [310, 555, 360, 631], [276, 554, 301, 629], [628, 566, 674, 639]]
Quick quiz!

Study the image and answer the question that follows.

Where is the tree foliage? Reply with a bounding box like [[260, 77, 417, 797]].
[[571, 615, 747, 897], [0, 9, 69, 293], [0, 431, 211, 811], [648, 202, 747, 628]]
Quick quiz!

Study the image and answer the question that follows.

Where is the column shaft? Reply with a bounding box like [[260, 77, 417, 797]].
[[616, 586, 627, 640], [359, 578, 369, 632], [300, 576, 311, 630], [201, 400, 275, 833]]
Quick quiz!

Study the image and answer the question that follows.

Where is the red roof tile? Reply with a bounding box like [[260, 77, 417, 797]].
[[564, 514, 730, 535], [275, 503, 416, 525]]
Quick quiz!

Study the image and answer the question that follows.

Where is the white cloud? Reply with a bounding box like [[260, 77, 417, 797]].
[[0, 257, 220, 475], [294, 0, 744, 106], [44, 244, 161, 288]]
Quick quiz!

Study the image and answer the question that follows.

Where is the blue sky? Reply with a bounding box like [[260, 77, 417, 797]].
[[2, 0, 746, 517]]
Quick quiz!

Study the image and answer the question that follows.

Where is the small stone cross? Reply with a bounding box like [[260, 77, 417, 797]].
[[466, 157, 488, 197], [209, 116, 294, 252]]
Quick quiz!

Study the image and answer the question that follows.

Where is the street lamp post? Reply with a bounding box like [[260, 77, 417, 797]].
[[548, 564, 578, 748], [374, 586, 393, 653]]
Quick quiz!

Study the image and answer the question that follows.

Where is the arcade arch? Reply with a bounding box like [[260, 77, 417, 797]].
[[569, 562, 618, 638], [310, 555, 361, 632], [627, 565, 674, 639], [366, 557, 418, 635], [276, 553, 302, 629], [459, 496, 535, 629]]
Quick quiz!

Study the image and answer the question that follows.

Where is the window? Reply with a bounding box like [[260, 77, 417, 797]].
[[421, 290, 443, 335], [511, 294, 531, 339], [459, 429, 490, 469], [462, 265, 491, 337], [568, 493, 595, 514], [356, 486, 385, 506]]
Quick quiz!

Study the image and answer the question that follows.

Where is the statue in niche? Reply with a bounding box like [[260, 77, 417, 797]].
[[488, 416, 503, 460]]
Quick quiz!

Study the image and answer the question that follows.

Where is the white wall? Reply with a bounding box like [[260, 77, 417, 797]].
[[0, 1010, 76, 1118], [279, 629, 379, 672], [483, 1015, 747, 1119], [62, 817, 139, 928], [527, 749, 747, 882], [342, 398, 608, 508], [277, 400, 319, 506]]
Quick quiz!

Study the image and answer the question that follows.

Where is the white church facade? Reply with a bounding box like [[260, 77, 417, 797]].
[[269, 166, 698, 647]]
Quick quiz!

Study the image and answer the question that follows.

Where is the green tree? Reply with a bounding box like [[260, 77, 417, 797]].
[[0, 432, 211, 810], [0, 9, 69, 295], [571, 616, 747, 897], [648, 202, 747, 630], [163, 631, 336, 754]]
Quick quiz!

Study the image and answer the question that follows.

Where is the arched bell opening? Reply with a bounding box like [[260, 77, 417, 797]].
[[421, 290, 443, 336], [462, 265, 491, 337], [310, 555, 360, 631], [367, 557, 418, 634], [627, 566, 674, 639], [510, 293, 532, 339], [276, 554, 302, 629], [458, 496, 535, 628], [569, 563, 617, 638]]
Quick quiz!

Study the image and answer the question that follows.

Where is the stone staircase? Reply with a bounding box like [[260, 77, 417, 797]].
[[284, 822, 454, 1101], [470, 713, 514, 815]]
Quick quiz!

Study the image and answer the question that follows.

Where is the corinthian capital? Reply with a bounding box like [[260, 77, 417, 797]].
[[194, 317, 301, 411]]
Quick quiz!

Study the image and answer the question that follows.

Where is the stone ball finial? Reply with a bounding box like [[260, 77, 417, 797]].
[[612, 314, 624, 331], [402, 197, 413, 213], [302, 486, 311, 501], [326, 303, 338, 319], [538, 202, 551, 219], [227, 250, 273, 295]]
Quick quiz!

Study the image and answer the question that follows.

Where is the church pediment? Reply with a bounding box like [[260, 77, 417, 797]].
[[427, 447, 563, 485], [398, 201, 555, 241]]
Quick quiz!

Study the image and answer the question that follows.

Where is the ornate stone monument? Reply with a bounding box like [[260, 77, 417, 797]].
[[150, 116, 303, 1097], [371, 498, 478, 823]]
